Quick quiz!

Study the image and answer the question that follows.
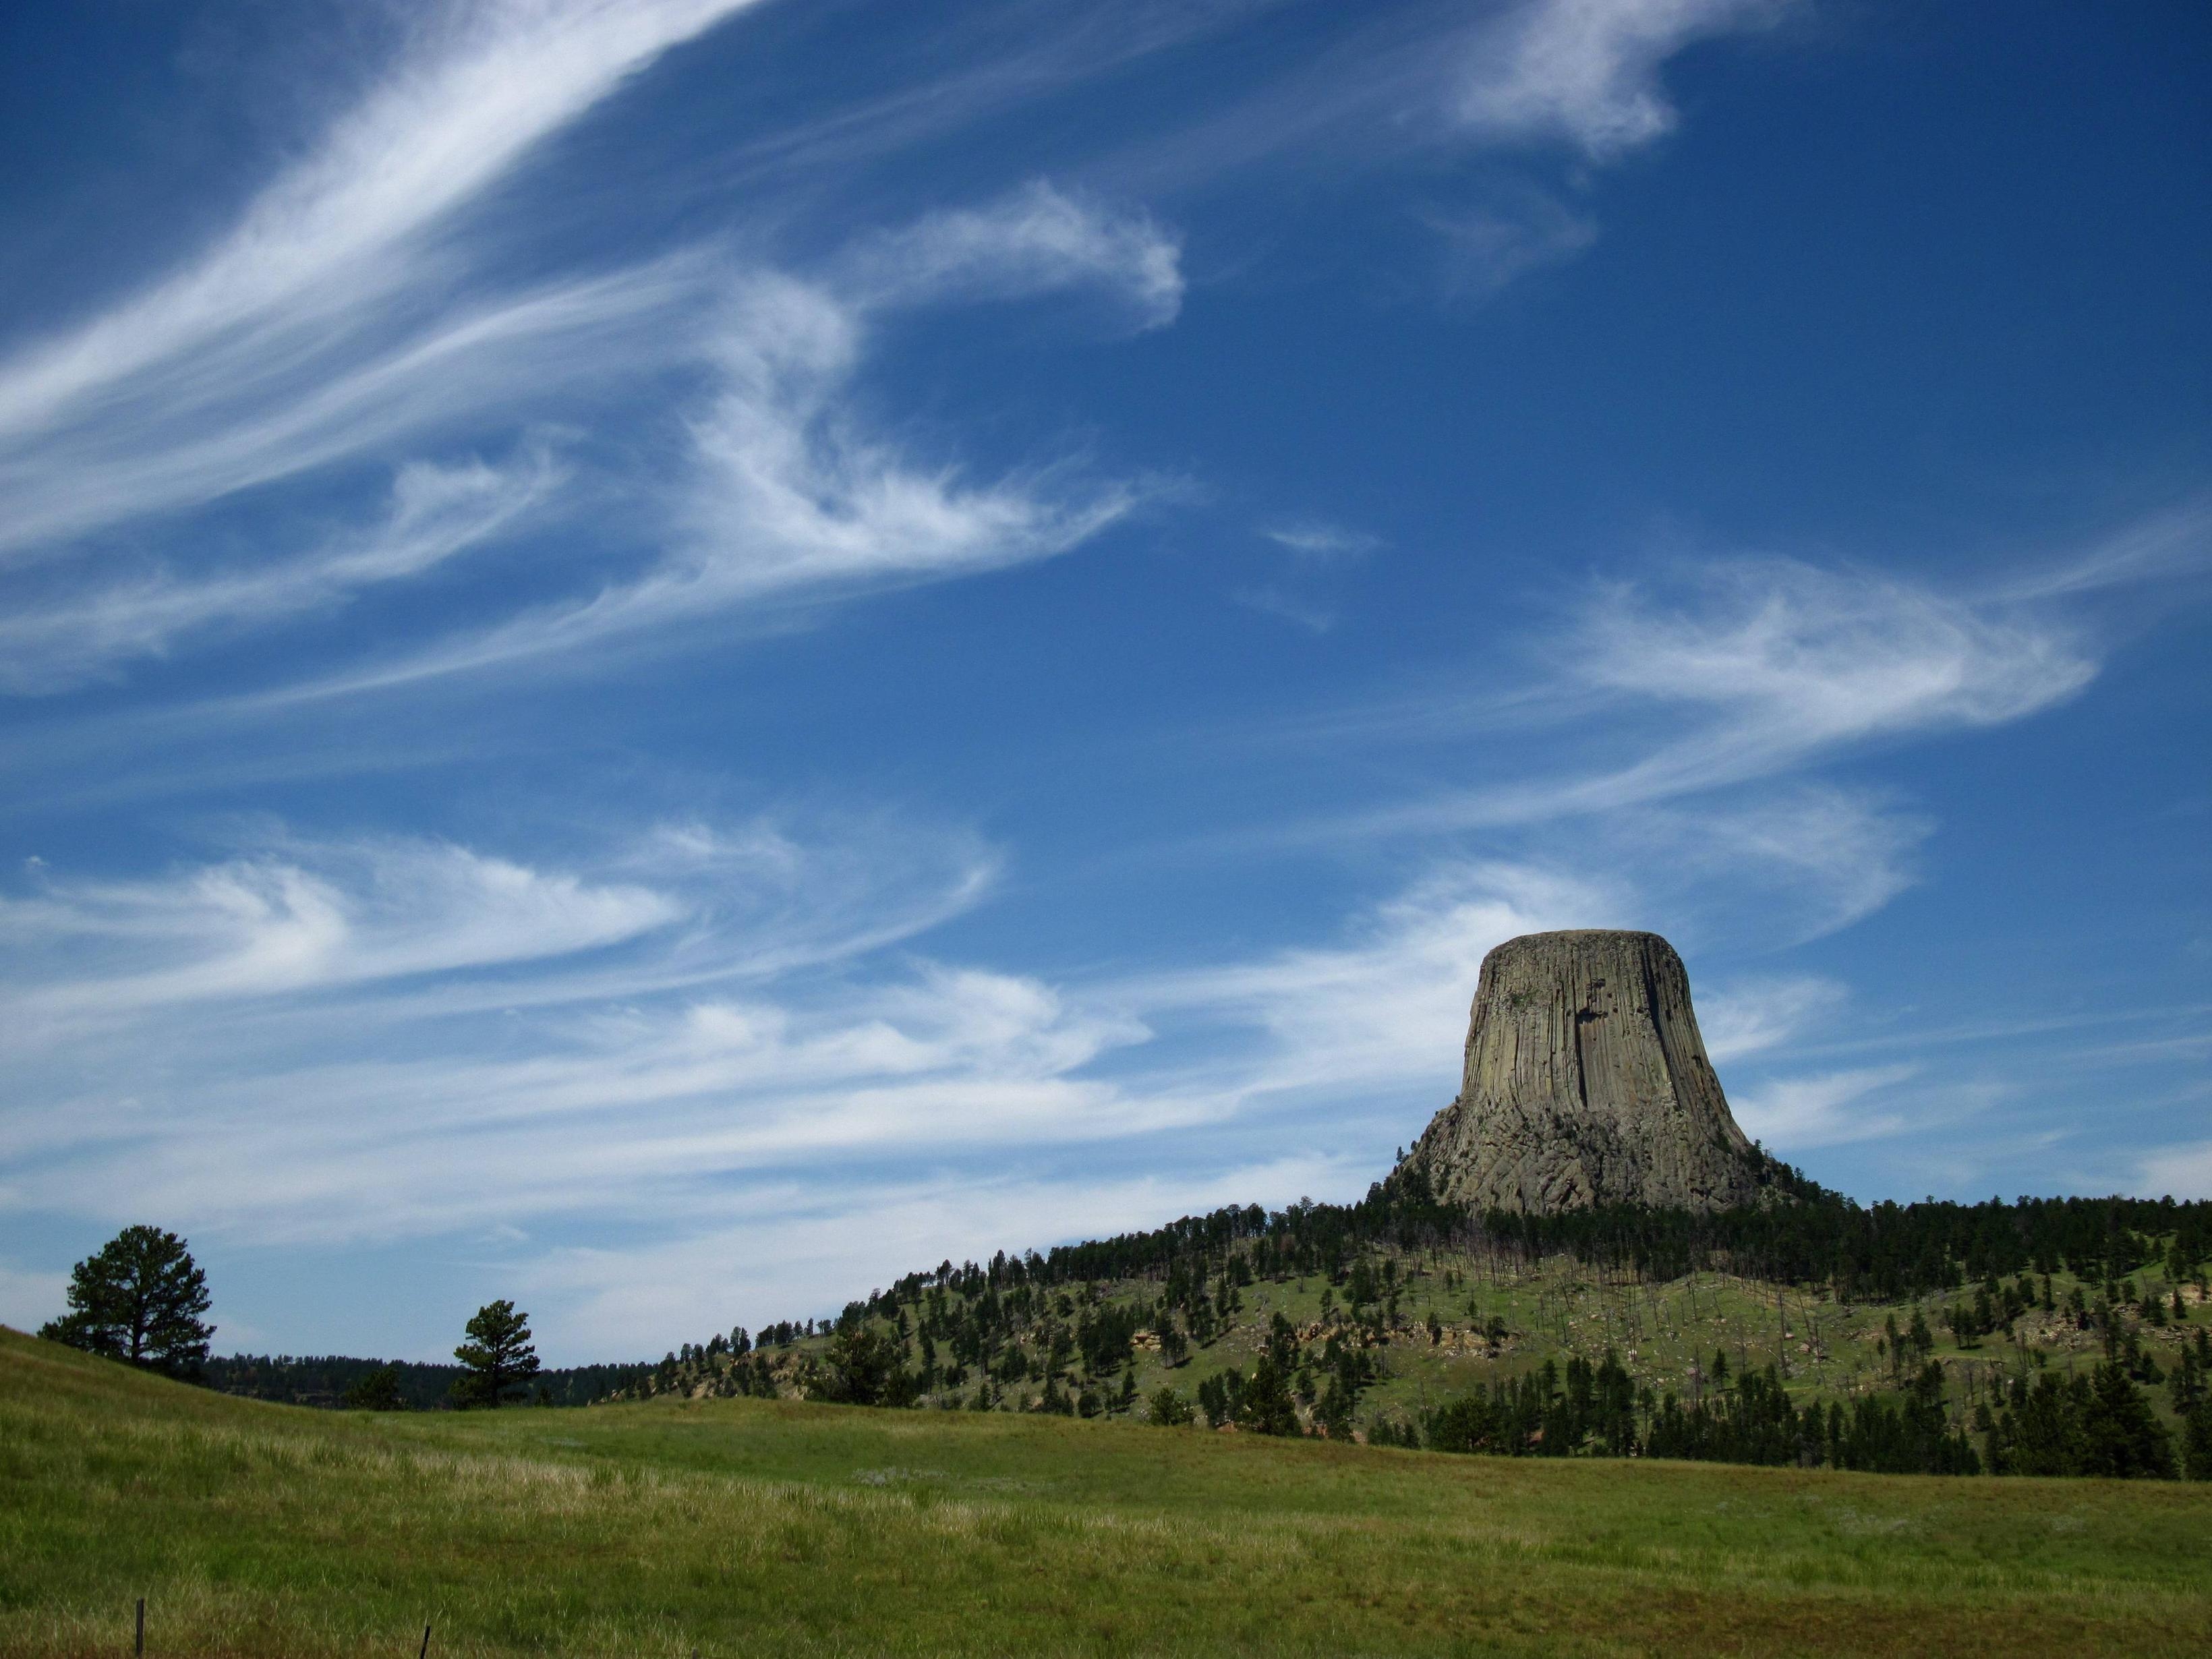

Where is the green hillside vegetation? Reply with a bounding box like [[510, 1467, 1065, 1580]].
[[7, 1326, 2209, 1658], [620, 1184, 2212, 1480]]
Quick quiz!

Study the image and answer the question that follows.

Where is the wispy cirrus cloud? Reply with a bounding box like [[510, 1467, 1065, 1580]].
[[836, 180, 1184, 330], [1238, 517, 1383, 631], [1259, 518, 1382, 562], [0, 814, 1167, 1253], [1125, 861, 1614, 1103], [0, 1, 764, 564], [1730, 1064, 1917, 1151], [0, 0, 1180, 705], [1327, 549, 2103, 842], [1513, 557, 2097, 823], [0, 833, 678, 1049], [0, 829, 1677, 1283], [1455, 0, 1793, 158], [0, 0, 763, 695], [1617, 786, 1929, 941], [0, 814, 998, 1049], [1210, 511, 2203, 1008], [1697, 974, 1846, 1064], [0, 448, 561, 694], [272, 190, 1178, 693]]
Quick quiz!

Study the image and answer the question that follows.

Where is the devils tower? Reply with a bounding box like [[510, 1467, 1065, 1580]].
[[1409, 930, 1772, 1215]]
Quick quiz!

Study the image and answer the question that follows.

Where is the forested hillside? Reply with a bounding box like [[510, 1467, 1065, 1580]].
[[622, 1171, 2212, 1480], [204, 1352, 647, 1410]]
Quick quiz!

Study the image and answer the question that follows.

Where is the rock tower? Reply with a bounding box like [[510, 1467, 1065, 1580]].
[[1409, 930, 1770, 1214]]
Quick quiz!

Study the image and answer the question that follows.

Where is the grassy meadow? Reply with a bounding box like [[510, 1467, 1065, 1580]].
[[6, 1327, 2210, 1658]]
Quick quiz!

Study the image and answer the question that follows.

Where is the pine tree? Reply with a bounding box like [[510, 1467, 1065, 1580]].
[[344, 1365, 408, 1411], [2078, 1360, 2177, 1479], [2181, 1392, 2212, 1482], [1196, 1371, 1231, 1428], [39, 1225, 214, 1378], [1147, 1386, 1195, 1426], [453, 1300, 540, 1409], [1238, 1356, 1300, 1436], [1314, 1372, 1356, 1440], [808, 1325, 915, 1407]]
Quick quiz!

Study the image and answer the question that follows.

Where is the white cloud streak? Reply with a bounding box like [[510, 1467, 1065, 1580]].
[[0, 0, 759, 447], [1456, 0, 1790, 158], [836, 181, 1184, 330], [0, 0, 766, 693], [1697, 974, 1845, 1064], [0, 836, 680, 1050], [0, 817, 1153, 1246], [1729, 1064, 1917, 1152], [1337, 554, 2099, 842], [0, 3, 1178, 703], [1128, 861, 1616, 1102], [1546, 558, 2095, 806], [1259, 519, 1382, 562], [0, 258, 707, 569], [0, 449, 561, 693], [1619, 786, 1929, 941], [0, 833, 1643, 1262], [287, 199, 1174, 691], [1998, 495, 2212, 602]]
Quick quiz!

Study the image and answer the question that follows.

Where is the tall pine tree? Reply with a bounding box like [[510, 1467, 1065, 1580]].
[[40, 1225, 213, 1378]]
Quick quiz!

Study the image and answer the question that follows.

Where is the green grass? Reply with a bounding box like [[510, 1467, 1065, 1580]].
[[6, 1328, 2210, 1657]]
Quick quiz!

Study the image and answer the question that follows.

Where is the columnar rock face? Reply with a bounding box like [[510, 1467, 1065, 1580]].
[[1410, 930, 1769, 1215]]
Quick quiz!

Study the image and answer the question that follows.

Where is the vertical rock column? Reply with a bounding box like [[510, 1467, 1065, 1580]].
[[1410, 930, 1769, 1214]]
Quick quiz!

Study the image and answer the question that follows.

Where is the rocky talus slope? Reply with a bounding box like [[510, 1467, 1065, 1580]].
[[1411, 930, 1770, 1214]]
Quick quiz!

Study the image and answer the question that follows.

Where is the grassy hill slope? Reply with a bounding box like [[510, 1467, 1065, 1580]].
[[6, 1327, 2208, 1658]]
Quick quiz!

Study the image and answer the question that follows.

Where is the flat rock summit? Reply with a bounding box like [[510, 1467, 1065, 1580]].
[[1409, 930, 1772, 1215]]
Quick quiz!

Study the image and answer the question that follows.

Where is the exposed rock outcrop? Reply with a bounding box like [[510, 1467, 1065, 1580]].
[[1409, 930, 1771, 1215]]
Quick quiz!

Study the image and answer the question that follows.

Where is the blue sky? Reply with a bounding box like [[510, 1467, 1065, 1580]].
[[1, 0, 2207, 1363]]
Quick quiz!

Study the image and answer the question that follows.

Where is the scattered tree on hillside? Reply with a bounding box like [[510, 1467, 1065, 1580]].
[[805, 1325, 917, 1407], [1196, 1369, 1238, 1428], [345, 1365, 408, 1411], [2185, 1393, 2212, 1482], [1239, 1357, 1300, 1436], [40, 1225, 214, 1378], [453, 1300, 540, 1408], [2076, 1362, 2177, 1479], [1314, 1372, 1357, 1440], [1148, 1386, 1195, 1426]]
